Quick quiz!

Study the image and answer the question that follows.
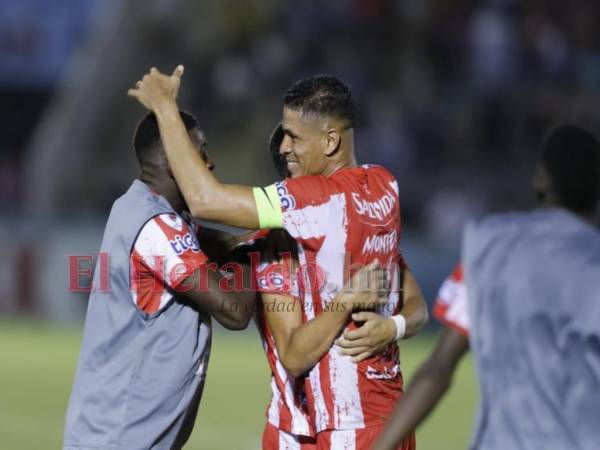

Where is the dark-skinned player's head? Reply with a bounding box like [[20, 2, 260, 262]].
[[133, 111, 214, 211], [280, 75, 356, 178], [534, 125, 600, 217]]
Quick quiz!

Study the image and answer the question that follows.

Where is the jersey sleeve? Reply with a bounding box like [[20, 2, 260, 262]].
[[130, 213, 208, 313], [250, 230, 299, 297], [433, 263, 470, 336], [254, 254, 299, 298]]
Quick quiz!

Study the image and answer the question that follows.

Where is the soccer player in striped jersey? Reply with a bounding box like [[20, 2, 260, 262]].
[[240, 229, 389, 450], [129, 67, 428, 449], [221, 125, 401, 450]]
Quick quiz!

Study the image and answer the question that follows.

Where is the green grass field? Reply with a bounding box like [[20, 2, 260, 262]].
[[0, 322, 476, 449]]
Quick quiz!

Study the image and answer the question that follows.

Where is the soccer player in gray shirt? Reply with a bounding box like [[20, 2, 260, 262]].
[[371, 125, 600, 450], [62, 111, 259, 450]]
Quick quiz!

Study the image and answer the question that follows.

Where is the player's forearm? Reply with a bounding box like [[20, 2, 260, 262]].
[[210, 265, 256, 330], [398, 270, 428, 338], [374, 328, 469, 450], [397, 298, 428, 339], [196, 227, 240, 266], [281, 297, 352, 377], [373, 358, 454, 450], [210, 291, 256, 330], [179, 266, 255, 330]]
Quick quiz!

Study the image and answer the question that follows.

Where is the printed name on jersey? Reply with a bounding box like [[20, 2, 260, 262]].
[[362, 230, 398, 255], [169, 232, 200, 255], [351, 189, 396, 225], [365, 364, 399, 380], [158, 213, 184, 231], [276, 181, 296, 211]]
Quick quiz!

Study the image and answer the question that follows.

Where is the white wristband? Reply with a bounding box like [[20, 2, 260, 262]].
[[391, 314, 407, 340]]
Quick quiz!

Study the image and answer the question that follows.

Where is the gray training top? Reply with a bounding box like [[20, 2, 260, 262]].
[[463, 209, 600, 450], [63, 180, 211, 450]]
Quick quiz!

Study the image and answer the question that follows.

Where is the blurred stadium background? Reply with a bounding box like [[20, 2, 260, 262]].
[[2, 0, 600, 448]]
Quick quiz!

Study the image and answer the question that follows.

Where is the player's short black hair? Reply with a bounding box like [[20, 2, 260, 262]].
[[133, 111, 198, 165], [283, 75, 356, 128], [540, 125, 600, 214]]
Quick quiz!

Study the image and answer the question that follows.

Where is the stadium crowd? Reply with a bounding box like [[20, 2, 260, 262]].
[[2, 0, 600, 235]]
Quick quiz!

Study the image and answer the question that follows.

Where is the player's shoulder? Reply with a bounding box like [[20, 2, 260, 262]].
[[134, 212, 200, 254], [327, 164, 398, 190], [466, 211, 525, 236], [361, 163, 395, 177], [141, 213, 190, 236], [351, 164, 399, 194], [278, 174, 335, 191], [275, 175, 339, 212]]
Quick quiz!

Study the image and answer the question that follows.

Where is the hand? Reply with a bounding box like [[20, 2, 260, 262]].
[[127, 65, 184, 112], [335, 311, 397, 362], [339, 261, 388, 311]]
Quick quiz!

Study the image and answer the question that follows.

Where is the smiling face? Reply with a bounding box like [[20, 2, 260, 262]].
[[279, 107, 330, 178]]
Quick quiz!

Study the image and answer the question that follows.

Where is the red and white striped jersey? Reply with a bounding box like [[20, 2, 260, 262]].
[[130, 213, 208, 314], [433, 263, 470, 336], [274, 165, 406, 432], [247, 231, 315, 437]]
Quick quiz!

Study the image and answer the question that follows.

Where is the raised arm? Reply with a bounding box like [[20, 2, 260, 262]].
[[128, 66, 260, 228], [264, 262, 386, 377], [373, 328, 469, 450]]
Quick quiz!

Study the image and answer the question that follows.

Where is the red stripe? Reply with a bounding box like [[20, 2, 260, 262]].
[[315, 430, 332, 450], [153, 214, 186, 240], [451, 263, 464, 281], [130, 249, 165, 314], [262, 422, 279, 450]]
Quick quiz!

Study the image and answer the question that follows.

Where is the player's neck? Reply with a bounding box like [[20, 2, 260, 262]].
[[140, 176, 186, 214], [322, 145, 357, 176], [322, 160, 356, 176]]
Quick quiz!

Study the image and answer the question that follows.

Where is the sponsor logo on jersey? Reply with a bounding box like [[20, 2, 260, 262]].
[[257, 271, 287, 290], [365, 364, 399, 380], [276, 181, 296, 210], [169, 232, 201, 255], [351, 189, 396, 225], [362, 230, 398, 255]]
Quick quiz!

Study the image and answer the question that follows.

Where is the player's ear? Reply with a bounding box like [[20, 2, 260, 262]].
[[324, 128, 340, 157]]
